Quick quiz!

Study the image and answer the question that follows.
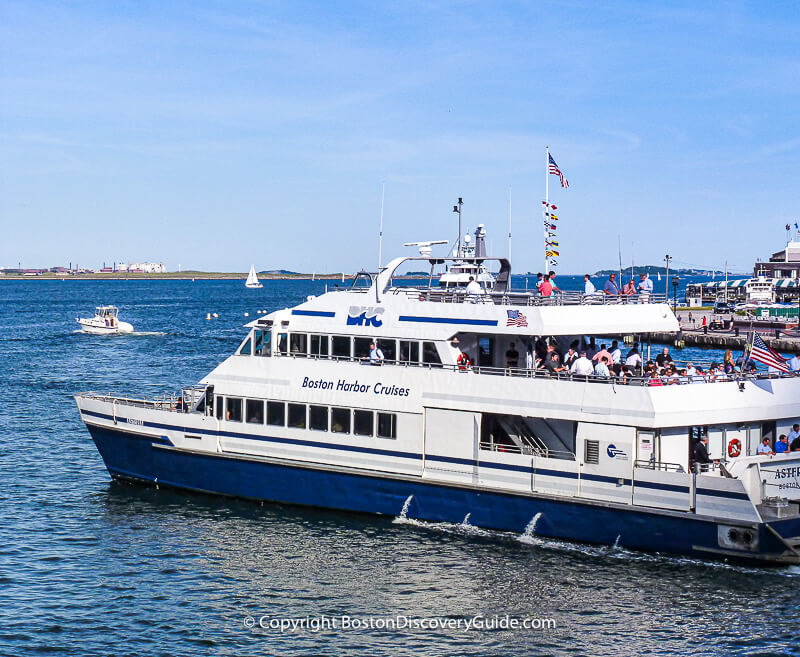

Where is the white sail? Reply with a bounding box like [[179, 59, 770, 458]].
[[245, 265, 263, 288]]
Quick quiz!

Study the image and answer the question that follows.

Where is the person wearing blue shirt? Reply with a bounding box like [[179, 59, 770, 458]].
[[637, 273, 653, 303], [775, 435, 790, 453], [603, 273, 619, 295], [788, 424, 800, 444]]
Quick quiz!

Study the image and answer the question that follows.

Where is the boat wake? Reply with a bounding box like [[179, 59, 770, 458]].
[[392, 504, 800, 575]]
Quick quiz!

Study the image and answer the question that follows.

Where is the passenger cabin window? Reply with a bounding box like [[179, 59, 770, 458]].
[[216, 396, 224, 420], [310, 334, 329, 357], [331, 408, 351, 434], [288, 403, 306, 429], [239, 337, 252, 356], [478, 337, 494, 367], [354, 410, 374, 436], [399, 340, 420, 363], [354, 337, 372, 360], [309, 405, 328, 431], [422, 342, 442, 367], [277, 333, 288, 355], [267, 401, 285, 426], [377, 339, 396, 362], [290, 333, 307, 356], [377, 413, 397, 439], [246, 399, 264, 424], [226, 397, 243, 422], [254, 329, 272, 357], [332, 336, 351, 359]]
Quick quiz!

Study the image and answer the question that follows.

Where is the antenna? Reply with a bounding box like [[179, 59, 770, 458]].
[[453, 197, 463, 258], [377, 182, 385, 271], [404, 240, 448, 258]]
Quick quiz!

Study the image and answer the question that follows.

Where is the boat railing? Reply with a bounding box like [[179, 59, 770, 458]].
[[79, 391, 192, 412], [385, 287, 670, 307], [634, 459, 686, 472], [479, 441, 575, 460], [279, 352, 800, 386]]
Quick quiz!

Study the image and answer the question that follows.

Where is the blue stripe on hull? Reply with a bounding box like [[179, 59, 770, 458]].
[[86, 425, 800, 564]]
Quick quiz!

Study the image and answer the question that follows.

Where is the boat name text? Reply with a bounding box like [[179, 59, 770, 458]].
[[301, 376, 409, 397]]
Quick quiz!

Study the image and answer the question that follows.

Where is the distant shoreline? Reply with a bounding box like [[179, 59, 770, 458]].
[[0, 272, 430, 281]]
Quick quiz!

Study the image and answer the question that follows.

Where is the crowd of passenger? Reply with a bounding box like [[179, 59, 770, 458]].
[[467, 337, 800, 384], [531, 270, 655, 300]]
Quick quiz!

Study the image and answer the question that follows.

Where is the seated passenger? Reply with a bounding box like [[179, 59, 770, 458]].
[[541, 345, 566, 374], [594, 360, 610, 377], [756, 438, 774, 456], [775, 434, 790, 453], [570, 351, 594, 376]]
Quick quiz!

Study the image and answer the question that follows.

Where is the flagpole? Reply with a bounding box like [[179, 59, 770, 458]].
[[507, 187, 512, 262], [544, 145, 550, 275]]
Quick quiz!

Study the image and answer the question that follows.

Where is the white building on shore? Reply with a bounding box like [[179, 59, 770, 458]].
[[117, 262, 166, 274]]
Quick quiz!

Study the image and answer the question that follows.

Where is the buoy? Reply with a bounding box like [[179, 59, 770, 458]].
[[206, 313, 211, 320]]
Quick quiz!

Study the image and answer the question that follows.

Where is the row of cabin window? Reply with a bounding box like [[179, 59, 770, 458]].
[[275, 334, 442, 364], [215, 396, 397, 439]]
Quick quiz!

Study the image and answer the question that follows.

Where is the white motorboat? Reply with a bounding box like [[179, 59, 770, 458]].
[[245, 265, 263, 289], [76, 305, 134, 334]]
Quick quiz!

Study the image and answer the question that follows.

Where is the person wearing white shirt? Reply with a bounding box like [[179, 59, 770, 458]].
[[583, 274, 596, 295], [789, 354, 800, 372], [369, 342, 384, 364], [570, 352, 594, 376], [625, 352, 642, 368], [465, 276, 482, 302], [637, 273, 653, 303], [609, 340, 622, 365], [594, 361, 610, 377]]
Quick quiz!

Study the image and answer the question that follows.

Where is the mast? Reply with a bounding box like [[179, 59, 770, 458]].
[[507, 187, 512, 263], [544, 145, 550, 274], [453, 197, 463, 258], [377, 182, 385, 271]]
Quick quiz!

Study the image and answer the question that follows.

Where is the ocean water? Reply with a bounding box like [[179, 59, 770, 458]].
[[1, 278, 797, 657]]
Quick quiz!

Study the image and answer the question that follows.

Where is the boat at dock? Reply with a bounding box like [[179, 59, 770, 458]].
[[75, 223, 800, 565], [76, 305, 133, 334]]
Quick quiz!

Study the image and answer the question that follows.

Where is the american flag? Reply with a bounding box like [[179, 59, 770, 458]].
[[506, 310, 528, 327], [548, 154, 569, 188], [749, 333, 789, 372]]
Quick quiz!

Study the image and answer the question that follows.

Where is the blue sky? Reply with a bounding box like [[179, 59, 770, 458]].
[[2, 1, 798, 274]]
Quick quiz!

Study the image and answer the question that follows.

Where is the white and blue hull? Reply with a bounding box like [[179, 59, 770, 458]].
[[81, 410, 800, 565]]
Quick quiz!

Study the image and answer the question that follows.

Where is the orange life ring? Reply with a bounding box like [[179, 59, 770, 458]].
[[728, 438, 742, 458]]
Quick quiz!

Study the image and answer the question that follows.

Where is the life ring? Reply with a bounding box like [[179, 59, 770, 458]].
[[728, 438, 742, 458]]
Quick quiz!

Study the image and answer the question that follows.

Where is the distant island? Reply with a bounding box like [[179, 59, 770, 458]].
[[591, 266, 749, 277]]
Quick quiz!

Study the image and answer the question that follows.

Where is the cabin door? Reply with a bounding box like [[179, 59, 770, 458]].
[[423, 407, 479, 482]]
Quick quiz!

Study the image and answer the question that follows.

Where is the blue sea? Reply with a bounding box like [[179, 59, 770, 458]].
[[1, 277, 797, 657]]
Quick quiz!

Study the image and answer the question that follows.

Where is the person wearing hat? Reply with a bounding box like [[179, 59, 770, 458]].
[[692, 434, 712, 471], [757, 437, 774, 456]]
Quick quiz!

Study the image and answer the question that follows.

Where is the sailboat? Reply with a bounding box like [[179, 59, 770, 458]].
[[657, 272, 662, 282], [245, 264, 263, 289]]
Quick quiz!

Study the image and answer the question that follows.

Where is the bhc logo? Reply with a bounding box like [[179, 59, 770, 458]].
[[347, 306, 385, 327]]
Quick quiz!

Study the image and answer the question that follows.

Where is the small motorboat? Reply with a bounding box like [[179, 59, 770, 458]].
[[245, 264, 263, 289], [77, 305, 134, 334]]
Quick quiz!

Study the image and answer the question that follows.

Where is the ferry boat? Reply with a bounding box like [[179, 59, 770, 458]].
[[76, 305, 134, 334], [75, 247, 800, 565]]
